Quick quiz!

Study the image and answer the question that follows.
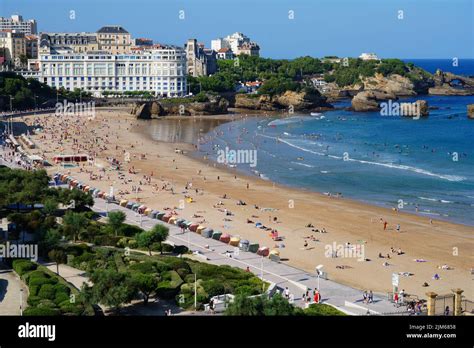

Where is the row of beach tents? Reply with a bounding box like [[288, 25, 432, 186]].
[[54, 172, 281, 261]]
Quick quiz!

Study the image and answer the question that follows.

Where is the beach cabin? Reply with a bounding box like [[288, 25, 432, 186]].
[[201, 228, 213, 238], [138, 205, 147, 214], [189, 223, 199, 232], [269, 249, 281, 262], [156, 212, 166, 220], [151, 210, 159, 219], [248, 243, 260, 253], [132, 203, 140, 212], [219, 233, 231, 244], [161, 214, 172, 223], [212, 231, 222, 240], [229, 237, 240, 247], [144, 208, 153, 216], [126, 201, 135, 209], [168, 216, 178, 225], [175, 218, 185, 226], [120, 200, 128, 207], [197, 225, 206, 234], [239, 239, 250, 252], [257, 247, 270, 257]]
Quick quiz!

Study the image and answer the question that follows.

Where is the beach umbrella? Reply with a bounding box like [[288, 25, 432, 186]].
[[126, 201, 135, 209], [168, 216, 178, 224], [196, 225, 206, 234], [189, 223, 199, 232], [138, 205, 147, 214], [132, 203, 140, 211], [120, 199, 128, 207], [144, 208, 153, 216], [151, 210, 159, 219], [156, 212, 166, 219]]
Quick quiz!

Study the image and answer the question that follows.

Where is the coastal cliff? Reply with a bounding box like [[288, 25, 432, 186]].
[[235, 89, 332, 111]]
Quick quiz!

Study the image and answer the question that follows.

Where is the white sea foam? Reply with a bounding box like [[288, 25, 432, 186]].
[[257, 134, 466, 182], [290, 161, 315, 168]]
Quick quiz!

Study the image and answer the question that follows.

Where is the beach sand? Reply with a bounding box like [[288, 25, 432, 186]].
[[20, 107, 474, 300]]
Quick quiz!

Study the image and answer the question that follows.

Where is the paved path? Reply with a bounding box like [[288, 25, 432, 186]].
[[93, 199, 407, 315], [41, 262, 92, 290], [0, 265, 28, 315]]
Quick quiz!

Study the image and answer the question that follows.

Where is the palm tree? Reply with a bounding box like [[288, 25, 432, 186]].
[[107, 210, 126, 236]]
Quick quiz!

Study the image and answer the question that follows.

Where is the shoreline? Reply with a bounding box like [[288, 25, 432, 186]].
[[18, 108, 474, 301]]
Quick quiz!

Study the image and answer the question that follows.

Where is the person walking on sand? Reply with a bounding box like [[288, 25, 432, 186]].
[[396, 224, 401, 232], [383, 221, 388, 230], [368, 290, 373, 303]]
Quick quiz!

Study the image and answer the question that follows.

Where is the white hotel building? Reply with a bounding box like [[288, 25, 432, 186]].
[[37, 46, 187, 97]]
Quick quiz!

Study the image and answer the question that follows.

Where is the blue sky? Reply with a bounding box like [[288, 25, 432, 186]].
[[1, 0, 473, 59]]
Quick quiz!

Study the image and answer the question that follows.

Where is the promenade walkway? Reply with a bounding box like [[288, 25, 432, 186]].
[[93, 199, 407, 315]]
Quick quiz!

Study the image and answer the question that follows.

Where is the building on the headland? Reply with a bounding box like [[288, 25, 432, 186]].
[[39, 32, 99, 54], [0, 15, 37, 35], [311, 76, 328, 92], [216, 47, 233, 60], [29, 45, 187, 97], [359, 52, 380, 61], [96, 26, 132, 54], [211, 32, 260, 57], [184, 39, 217, 77], [0, 31, 27, 67]]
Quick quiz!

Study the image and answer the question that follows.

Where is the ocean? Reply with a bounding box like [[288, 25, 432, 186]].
[[403, 58, 474, 75], [196, 94, 474, 226]]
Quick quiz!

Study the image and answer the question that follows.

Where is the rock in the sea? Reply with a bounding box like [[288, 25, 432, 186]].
[[135, 103, 151, 119], [400, 100, 429, 117], [468, 104, 474, 119], [351, 90, 397, 112]]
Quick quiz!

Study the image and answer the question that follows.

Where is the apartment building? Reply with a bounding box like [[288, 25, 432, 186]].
[[0, 15, 37, 35], [0, 31, 27, 67], [211, 32, 260, 57]]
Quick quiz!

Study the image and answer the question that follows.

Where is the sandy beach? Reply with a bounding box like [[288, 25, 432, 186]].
[[19, 107, 474, 301]]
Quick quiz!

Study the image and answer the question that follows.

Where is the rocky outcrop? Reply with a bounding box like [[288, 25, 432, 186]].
[[363, 73, 418, 96], [235, 89, 332, 111], [429, 70, 474, 96], [351, 90, 397, 112], [131, 94, 228, 118], [468, 104, 474, 119], [399, 100, 429, 117]]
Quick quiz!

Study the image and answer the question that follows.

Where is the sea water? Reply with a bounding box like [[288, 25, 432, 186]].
[[198, 95, 474, 226]]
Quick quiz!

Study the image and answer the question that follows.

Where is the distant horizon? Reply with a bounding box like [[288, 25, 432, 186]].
[[1, 0, 473, 59]]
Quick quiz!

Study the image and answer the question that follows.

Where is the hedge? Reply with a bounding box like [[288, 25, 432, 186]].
[[12, 259, 37, 276]]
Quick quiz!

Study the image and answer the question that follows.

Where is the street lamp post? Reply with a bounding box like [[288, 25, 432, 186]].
[[20, 288, 23, 316], [194, 273, 197, 311]]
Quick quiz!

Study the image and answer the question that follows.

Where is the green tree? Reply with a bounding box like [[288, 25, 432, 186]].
[[62, 211, 87, 242], [136, 224, 169, 255], [82, 269, 136, 312], [131, 272, 159, 305], [48, 249, 66, 275], [107, 210, 126, 236]]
